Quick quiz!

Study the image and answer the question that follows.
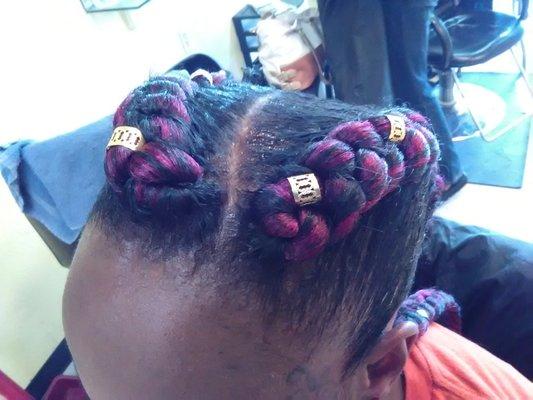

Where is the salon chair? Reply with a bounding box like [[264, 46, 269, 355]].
[[429, 0, 532, 141]]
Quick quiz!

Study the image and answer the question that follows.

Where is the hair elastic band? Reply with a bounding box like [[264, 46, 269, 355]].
[[386, 115, 406, 142], [287, 173, 322, 206], [107, 126, 145, 151]]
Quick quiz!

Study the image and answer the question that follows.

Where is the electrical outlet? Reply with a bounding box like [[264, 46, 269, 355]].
[[178, 32, 191, 54]]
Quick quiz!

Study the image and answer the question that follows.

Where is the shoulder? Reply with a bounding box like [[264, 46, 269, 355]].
[[405, 323, 533, 400]]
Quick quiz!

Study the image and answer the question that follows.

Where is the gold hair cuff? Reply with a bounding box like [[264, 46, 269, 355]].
[[386, 115, 406, 142], [287, 173, 322, 206], [416, 308, 430, 319], [190, 69, 213, 85], [107, 126, 145, 151]]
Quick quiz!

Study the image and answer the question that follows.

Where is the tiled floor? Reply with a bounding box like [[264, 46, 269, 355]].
[[436, 130, 533, 243], [0, 3, 531, 390]]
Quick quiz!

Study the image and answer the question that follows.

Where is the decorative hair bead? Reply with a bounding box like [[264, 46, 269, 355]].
[[107, 126, 145, 151], [190, 69, 214, 85], [385, 114, 406, 142], [395, 289, 461, 335], [287, 173, 322, 206]]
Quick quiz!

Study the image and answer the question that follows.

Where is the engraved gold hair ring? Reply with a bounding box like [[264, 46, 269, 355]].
[[385, 115, 406, 142], [190, 69, 214, 85], [107, 126, 145, 151], [287, 173, 322, 206]]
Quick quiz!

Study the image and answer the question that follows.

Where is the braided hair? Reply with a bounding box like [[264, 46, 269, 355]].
[[395, 289, 462, 336], [93, 71, 441, 374], [255, 113, 440, 261]]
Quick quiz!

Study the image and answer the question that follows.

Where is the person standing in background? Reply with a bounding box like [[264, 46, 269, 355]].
[[317, 0, 467, 198]]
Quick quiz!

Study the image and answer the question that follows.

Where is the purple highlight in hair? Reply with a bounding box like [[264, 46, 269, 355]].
[[133, 182, 168, 210], [284, 210, 329, 262], [147, 80, 185, 99], [374, 148, 403, 197], [328, 120, 383, 148], [133, 181, 144, 205], [384, 146, 406, 189], [168, 96, 190, 123], [331, 212, 360, 241], [258, 179, 305, 241], [129, 143, 203, 184], [323, 177, 348, 198], [357, 151, 388, 191], [151, 116, 185, 142], [134, 181, 156, 209], [403, 130, 431, 167], [321, 178, 366, 240], [139, 93, 190, 123], [147, 75, 194, 98], [267, 180, 296, 205], [263, 213, 299, 238], [304, 139, 355, 173], [355, 150, 389, 212], [406, 112, 429, 126], [105, 147, 134, 192], [417, 125, 440, 164], [370, 116, 391, 139], [388, 164, 405, 181]]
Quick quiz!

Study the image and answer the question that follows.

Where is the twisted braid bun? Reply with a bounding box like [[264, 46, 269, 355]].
[[104, 72, 223, 221]]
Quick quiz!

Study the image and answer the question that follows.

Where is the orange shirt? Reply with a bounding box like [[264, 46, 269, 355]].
[[405, 323, 533, 400]]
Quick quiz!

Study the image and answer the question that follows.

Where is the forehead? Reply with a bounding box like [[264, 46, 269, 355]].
[[63, 225, 307, 399]]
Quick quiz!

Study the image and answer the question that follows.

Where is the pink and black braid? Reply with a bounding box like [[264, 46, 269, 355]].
[[255, 112, 441, 262], [104, 72, 223, 221], [395, 288, 462, 335]]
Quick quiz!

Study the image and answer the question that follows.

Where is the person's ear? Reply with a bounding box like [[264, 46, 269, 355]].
[[358, 322, 419, 399]]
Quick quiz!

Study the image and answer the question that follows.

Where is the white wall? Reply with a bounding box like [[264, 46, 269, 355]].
[[0, 0, 253, 384], [0, 0, 251, 143]]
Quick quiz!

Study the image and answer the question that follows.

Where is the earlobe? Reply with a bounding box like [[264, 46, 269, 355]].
[[359, 322, 419, 399]]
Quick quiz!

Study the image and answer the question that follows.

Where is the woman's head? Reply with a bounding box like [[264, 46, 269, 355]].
[[63, 72, 440, 399]]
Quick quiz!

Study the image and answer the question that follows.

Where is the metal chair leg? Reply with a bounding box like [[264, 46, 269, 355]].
[[511, 45, 533, 98], [451, 44, 533, 142], [450, 69, 489, 141], [520, 39, 527, 71], [439, 70, 456, 107]]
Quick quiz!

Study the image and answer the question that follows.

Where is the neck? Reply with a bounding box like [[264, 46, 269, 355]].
[[380, 374, 405, 400]]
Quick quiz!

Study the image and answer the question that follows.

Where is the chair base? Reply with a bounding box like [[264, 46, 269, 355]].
[[438, 43, 533, 142], [442, 82, 506, 142]]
